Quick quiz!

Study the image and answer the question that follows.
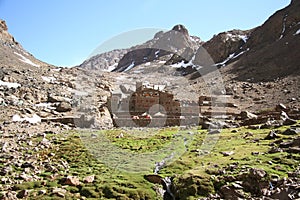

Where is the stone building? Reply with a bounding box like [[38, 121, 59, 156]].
[[109, 82, 240, 127]]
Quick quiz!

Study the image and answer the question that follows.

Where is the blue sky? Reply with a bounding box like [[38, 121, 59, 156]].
[[0, 0, 290, 67]]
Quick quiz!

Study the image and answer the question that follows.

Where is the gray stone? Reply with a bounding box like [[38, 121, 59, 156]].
[[264, 130, 280, 140]]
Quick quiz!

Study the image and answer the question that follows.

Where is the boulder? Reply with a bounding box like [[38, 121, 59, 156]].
[[84, 175, 95, 183], [52, 187, 67, 198], [282, 128, 300, 135], [220, 185, 246, 199], [61, 176, 80, 186], [264, 130, 280, 140], [144, 174, 163, 185], [283, 118, 297, 125], [276, 103, 287, 111], [56, 102, 72, 112], [240, 111, 258, 120]]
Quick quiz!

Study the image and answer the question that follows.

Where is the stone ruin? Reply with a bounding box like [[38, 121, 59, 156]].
[[109, 82, 240, 127]]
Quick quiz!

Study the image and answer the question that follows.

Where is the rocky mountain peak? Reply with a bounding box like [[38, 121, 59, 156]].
[[81, 24, 200, 72], [0, 20, 8, 31], [172, 24, 189, 35], [0, 19, 18, 46]]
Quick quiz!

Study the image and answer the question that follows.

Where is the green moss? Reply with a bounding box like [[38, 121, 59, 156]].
[[13, 181, 36, 190], [173, 173, 214, 199], [46, 181, 59, 188]]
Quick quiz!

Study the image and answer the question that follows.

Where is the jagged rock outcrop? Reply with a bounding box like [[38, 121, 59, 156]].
[[79, 49, 127, 71], [200, 29, 252, 65], [112, 24, 201, 73], [0, 20, 19, 46]]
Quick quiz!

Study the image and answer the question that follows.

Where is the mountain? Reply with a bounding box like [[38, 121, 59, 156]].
[[80, 0, 300, 83], [225, 0, 300, 81], [79, 24, 202, 72], [79, 0, 299, 112]]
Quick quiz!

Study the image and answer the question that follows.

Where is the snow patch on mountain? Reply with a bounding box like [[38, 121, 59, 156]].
[[0, 80, 21, 88], [279, 14, 288, 40], [215, 48, 249, 67], [42, 76, 56, 83], [226, 33, 248, 43], [12, 114, 41, 124], [171, 55, 196, 68], [124, 61, 135, 72], [14, 52, 40, 67], [104, 63, 118, 72]]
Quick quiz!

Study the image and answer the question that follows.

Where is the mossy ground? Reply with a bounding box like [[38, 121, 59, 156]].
[[4, 120, 299, 199]]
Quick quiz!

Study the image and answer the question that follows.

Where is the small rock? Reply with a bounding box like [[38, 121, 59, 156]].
[[282, 128, 299, 135], [240, 111, 257, 120], [19, 173, 33, 181], [1, 142, 9, 152], [220, 185, 245, 199], [62, 176, 80, 186], [83, 175, 95, 183], [249, 168, 267, 181], [283, 118, 297, 125], [243, 131, 253, 139], [221, 151, 234, 156], [40, 138, 51, 147], [144, 174, 163, 185], [208, 129, 221, 134], [279, 141, 293, 148], [232, 182, 243, 189], [267, 161, 273, 165], [52, 187, 67, 198], [275, 103, 287, 111], [17, 190, 29, 198], [56, 102, 72, 112], [268, 147, 283, 154], [264, 130, 280, 140], [116, 133, 124, 138], [287, 147, 300, 153], [38, 189, 47, 195], [21, 162, 34, 168], [47, 95, 70, 103], [91, 133, 97, 138]]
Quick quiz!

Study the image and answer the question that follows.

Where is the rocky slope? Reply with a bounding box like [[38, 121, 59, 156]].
[[0, 19, 114, 130]]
